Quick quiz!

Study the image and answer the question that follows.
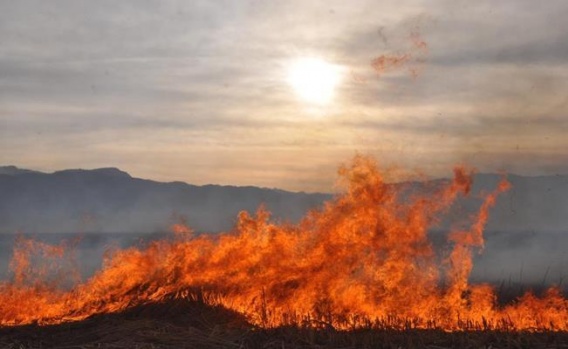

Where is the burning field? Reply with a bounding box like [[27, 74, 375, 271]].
[[1, 155, 567, 348]]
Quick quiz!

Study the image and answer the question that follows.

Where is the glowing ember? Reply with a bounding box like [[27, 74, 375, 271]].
[[0, 155, 566, 331], [371, 29, 429, 79], [371, 54, 412, 76]]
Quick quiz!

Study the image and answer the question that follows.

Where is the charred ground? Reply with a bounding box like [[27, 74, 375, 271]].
[[1, 297, 567, 349]]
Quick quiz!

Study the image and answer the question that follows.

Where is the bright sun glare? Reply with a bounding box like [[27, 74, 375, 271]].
[[287, 57, 341, 105]]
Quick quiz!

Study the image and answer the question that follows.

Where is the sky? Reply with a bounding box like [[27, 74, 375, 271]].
[[1, 0, 567, 192]]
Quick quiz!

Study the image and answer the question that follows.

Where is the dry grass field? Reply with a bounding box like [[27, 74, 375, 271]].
[[1, 298, 567, 349]]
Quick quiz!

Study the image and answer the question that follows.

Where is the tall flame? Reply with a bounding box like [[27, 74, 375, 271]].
[[0, 155, 566, 330]]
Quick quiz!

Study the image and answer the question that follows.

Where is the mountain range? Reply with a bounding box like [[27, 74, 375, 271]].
[[1, 165, 567, 234]]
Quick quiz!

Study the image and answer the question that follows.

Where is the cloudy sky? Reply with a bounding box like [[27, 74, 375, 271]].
[[1, 0, 567, 191]]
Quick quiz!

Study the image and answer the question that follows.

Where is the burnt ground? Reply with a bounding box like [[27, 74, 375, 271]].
[[0, 299, 567, 349]]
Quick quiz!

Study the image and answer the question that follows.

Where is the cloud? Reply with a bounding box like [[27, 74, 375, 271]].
[[1, 0, 568, 190]]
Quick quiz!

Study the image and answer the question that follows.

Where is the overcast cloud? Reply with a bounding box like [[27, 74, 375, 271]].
[[1, 0, 567, 191]]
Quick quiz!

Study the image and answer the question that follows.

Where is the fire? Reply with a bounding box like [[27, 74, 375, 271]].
[[0, 155, 566, 331]]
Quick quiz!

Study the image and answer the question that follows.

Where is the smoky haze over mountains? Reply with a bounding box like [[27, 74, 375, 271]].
[[1, 165, 568, 234], [0, 166, 330, 234]]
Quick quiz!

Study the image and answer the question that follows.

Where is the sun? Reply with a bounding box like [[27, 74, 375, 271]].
[[286, 57, 342, 105]]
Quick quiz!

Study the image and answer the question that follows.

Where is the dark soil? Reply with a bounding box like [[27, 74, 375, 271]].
[[1, 299, 567, 349]]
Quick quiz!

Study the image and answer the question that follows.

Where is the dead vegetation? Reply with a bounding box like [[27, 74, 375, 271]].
[[0, 298, 567, 349]]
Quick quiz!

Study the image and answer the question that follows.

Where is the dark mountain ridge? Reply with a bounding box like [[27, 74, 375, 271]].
[[1, 166, 567, 234], [0, 166, 329, 234]]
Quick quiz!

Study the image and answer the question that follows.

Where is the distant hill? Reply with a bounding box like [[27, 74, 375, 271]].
[[452, 173, 568, 233], [0, 166, 567, 234], [0, 166, 330, 234], [0, 165, 42, 176]]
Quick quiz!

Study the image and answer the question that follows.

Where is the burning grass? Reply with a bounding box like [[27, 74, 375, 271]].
[[0, 155, 566, 337], [1, 297, 567, 348]]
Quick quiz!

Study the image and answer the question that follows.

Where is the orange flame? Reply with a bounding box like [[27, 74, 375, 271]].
[[0, 155, 566, 330]]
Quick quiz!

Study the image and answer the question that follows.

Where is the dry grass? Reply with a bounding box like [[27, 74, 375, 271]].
[[0, 298, 567, 349]]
